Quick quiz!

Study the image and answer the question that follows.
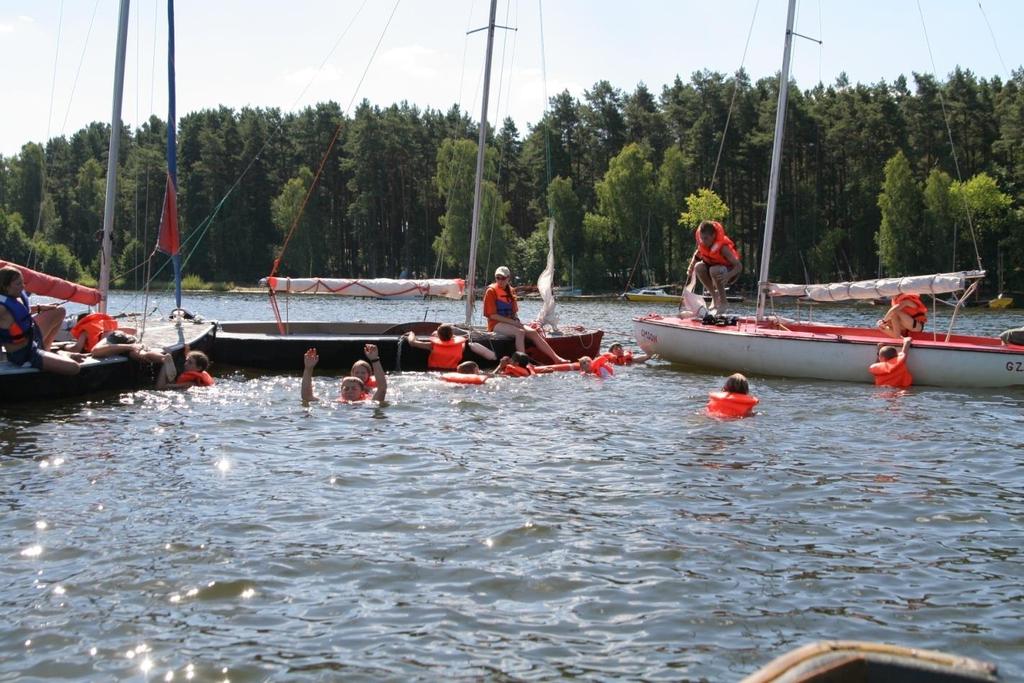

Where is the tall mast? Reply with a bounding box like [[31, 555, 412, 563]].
[[463, 0, 498, 327], [755, 0, 797, 322], [98, 0, 131, 314]]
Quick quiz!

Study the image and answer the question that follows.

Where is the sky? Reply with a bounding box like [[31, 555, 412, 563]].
[[1, 0, 1022, 157]]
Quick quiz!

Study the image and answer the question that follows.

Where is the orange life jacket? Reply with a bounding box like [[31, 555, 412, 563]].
[[706, 391, 759, 418], [695, 221, 739, 267], [70, 312, 118, 352], [440, 372, 487, 385], [176, 370, 214, 387], [483, 283, 518, 331], [532, 362, 580, 374], [869, 353, 912, 388], [427, 335, 467, 370], [587, 354, 614, 377], [606, 350, 633, 365], [892, 293, 927, 327], [502, 364, 534, 377]]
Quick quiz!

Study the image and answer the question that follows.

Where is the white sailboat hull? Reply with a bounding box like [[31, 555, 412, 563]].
[[634, 314, 1024, 388]]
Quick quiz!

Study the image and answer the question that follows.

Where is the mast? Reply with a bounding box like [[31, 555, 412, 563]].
[[98, 0, 130, 314], [463, 0, 498, 327], [755, 0, 797, 322]]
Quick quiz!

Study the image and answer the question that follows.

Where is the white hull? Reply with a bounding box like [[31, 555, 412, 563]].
[[634, 314, 1024, 388]]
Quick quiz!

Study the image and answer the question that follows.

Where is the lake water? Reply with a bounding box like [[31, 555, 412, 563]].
[[3, 291, 1023, 681]]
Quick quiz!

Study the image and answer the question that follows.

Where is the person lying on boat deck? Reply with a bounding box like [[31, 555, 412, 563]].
[[869, 337, 913, 388], [686, 220, 741, 315], [89, 329, 171, 367], [302, 343, 386, 404], [483, 266, 568, 364], [403, 323, 498, 370], [603, 343, 652, 365], [707, 373, 759, 418], [0, 266, 83, 376], [157, 350, 215, 389], [68, 311, 121, 353], [350, 359, 377, 388], [578, 355, 614, 378], [876, 293, 927, 339]]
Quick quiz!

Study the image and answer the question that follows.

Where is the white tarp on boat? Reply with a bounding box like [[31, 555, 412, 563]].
[[768, 271, 984, 302], [260, 276, 465, 300]]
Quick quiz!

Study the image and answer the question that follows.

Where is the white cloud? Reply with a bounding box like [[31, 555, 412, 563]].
[[377, 44, 443, 81], [18, 15, 34, 23], [0, 23, 14, 34], [284, 63, 344, 86]]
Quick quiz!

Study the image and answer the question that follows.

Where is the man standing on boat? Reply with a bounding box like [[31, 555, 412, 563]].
[[686, 221, 742, 314], [483, 266, 568, 364]]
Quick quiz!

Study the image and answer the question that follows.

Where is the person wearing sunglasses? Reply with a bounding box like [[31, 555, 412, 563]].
[[482, 266, 567, 364]]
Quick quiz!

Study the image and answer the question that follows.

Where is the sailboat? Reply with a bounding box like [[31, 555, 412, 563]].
[[1, 0, 214, 402], [216, 0, 602, 371], [633, 0, 1024, 389]]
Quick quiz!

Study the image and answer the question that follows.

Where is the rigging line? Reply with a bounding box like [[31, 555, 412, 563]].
[[59, 0, 103, 136], [273, 0, 402, 276], [29, 0, 67, 270], [916, 0, 982, 273], [537, 0, 554, 192], [484, 0, 520, 282], [709, 0, 760, 193], [975, 1, 1008, 76]]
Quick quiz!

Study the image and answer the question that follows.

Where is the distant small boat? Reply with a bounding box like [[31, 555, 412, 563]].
[[741, 640, 999, 682], [623, 288, 679, 303], [988, 294, 1013, 309]]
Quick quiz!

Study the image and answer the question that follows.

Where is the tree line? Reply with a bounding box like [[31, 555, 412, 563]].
[[0, 66, 1021, 294]]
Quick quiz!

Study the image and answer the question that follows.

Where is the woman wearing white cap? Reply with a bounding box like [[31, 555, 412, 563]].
[[482, 266, 568, 364]]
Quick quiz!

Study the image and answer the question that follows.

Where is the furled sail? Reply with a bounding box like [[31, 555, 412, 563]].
[[533, 217, 560, 330], [768, 271, 985, 302], [0, 260, 102, 306], [260, 277, 465, 300]]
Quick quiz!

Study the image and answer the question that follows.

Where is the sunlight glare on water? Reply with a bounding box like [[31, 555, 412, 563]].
[[1, 291, 1022, 679]]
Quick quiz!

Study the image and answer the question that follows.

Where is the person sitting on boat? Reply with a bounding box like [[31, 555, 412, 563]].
[[706, 373, 759, 418], [302, 343, 386, 404], [403, 323, 498, 371], [0, 266, 83, 376], [90, 328, 172, 367], [603, 342, 652, 365], [686, 220, 742, 314], [876, 293, 927, 339], [483, 266, 568, 364], [578, 355, 614, 378], [869, 337, 913, 388], [157, 350, 215, 389]]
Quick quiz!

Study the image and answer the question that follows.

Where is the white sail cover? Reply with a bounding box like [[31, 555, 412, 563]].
[[533, 217, 560, 330], [260, 276, 465, 300], [768, 271, 985, 302]]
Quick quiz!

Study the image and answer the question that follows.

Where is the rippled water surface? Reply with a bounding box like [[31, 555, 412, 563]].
[[3, 292, 1023, 681]]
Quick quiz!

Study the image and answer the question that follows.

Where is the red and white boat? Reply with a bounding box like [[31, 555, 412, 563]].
[[634, 0, 1023, 389]]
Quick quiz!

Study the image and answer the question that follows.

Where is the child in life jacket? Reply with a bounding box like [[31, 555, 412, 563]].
[[404, 323, 497, 370], [578, 355, 614, 378], [350, 359, 377, 389], [869, 337, 912, 388], [706, 373, 759, 417], [496, 351, 536, 377], [157, 350, 215, 389], [301, 343, 387, 404], [686, 220, 742, 314], [603, 342, 652, 365], [877, 294, 927, 339]]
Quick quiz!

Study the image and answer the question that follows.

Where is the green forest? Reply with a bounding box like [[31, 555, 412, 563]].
[[1, 66, 1022, 294]]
